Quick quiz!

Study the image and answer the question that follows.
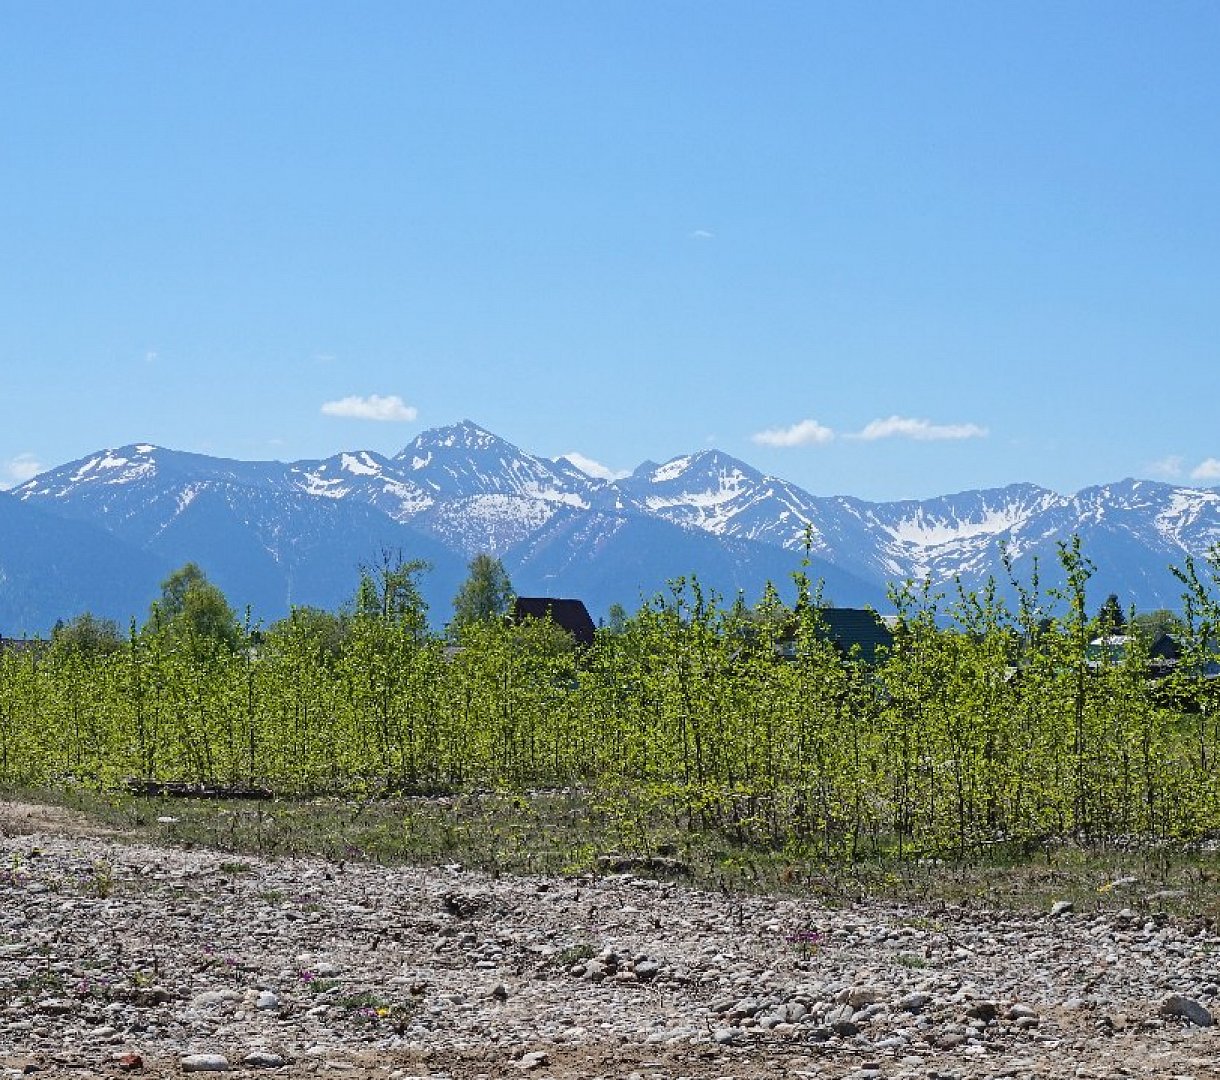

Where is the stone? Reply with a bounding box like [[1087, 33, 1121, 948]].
[[180, 1055, 230, 1073], [8, 808, 1220, 1079], [965, 1000, 998, 1022], [1159, 993, 1214, 1027], [848, 986, 886, 1008], [242, 1052, 286, 1068]]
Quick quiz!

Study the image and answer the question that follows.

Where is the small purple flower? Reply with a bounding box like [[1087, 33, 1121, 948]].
[[785, 928, 822, 956]]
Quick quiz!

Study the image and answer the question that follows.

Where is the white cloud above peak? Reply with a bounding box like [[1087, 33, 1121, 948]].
[[1191, 458, 1220, 482], [751, 419, 835, 447], [321, 394, 418, 422], [853, 415, 988, 442], [1147, 455, 1184, 479], [3, 453, 44, 488], [560, 452, 631, 481]]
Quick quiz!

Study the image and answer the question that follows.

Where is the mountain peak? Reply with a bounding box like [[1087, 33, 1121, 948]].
[[632, 448, 762, 487], [14, 445, 162, 496], [397, 420, 507, 457]]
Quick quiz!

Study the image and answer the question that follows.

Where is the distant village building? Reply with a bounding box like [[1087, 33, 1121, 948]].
[[0, 634, 48, 657], [1085, 632, 1220, 679], [776, 608, 894, 665], [511, 598, 597, 647]]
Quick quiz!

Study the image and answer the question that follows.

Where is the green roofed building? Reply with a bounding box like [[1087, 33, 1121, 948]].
[[817, 608, 894, 664], [775, 608, 894, 665]]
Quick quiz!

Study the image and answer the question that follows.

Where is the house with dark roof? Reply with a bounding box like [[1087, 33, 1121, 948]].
[[511, 597, 597, 647], [1086, 632, 1220, 680], [0, 635, 48, 657], [775, 608, 894, 665]]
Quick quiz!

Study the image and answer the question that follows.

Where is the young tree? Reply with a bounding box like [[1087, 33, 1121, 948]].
[[353, 550, 430, 637], [1096, 593, 1127, 634], [605, 602, 630, 635], [51, 612, 125, 657], [267, 605, 349, 662], [149, 562, 241, 651], [451, 554, 513, 632], [1130, 608, 1187, 642]]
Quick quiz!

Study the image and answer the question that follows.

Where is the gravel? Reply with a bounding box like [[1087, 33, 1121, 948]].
[[1, 801, 1218, 1078]]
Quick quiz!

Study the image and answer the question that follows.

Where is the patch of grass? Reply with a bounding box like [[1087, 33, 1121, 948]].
[[6, 784, 1220, 921], [0, 969, 65, 1004], [550, 942, 597, 968], [338, 989, 387, 1011]]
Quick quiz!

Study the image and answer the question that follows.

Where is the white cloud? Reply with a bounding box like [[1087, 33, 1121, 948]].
[[1191, 458, 1220, 482], [751, 419, 836, 448], [321, 394, 418, 422], [1147, 455, 1184, 479], [560, 452, 631, 481], [852, 415, 988, 442], [689, 229, 715, 240], [3, 453, 44, 487]]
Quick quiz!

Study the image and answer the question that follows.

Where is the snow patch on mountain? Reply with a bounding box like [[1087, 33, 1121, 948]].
[[16, 422, 1220, 621], [651, 456, 694, 483], [340, 452, 381, 476], [174, 484, 201, 516], [885, 505, 1033, 547], [1153, 489, 1220, 546], [418, 495, 559, 556], [71, 451, 146, 483], [295, 473, 347, 498]]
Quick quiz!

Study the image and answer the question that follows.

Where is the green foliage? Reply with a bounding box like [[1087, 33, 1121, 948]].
[[267, 606, 349, 663], [451, 554, 513, 634], [1131, 608, 1187, 641], [1096, 593, 1127, 634], [51, 612, 125, 658], [353, 550, 430, 638], [4, 537, 1220, 865], [605, 603, 629, 635], [148, 562, 241, 654]]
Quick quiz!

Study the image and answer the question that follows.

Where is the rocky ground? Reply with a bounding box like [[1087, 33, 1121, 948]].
[[1, 799, 1218, 1079]]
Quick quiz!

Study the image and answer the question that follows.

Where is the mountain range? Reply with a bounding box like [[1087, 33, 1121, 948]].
[[4, 420, 1220, 635]]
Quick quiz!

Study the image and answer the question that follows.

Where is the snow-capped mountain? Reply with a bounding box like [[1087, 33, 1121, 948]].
[[285, 422, 620, 557], [615, 450, 831, 550], [6, 421, 1220, 634], [389, 421, 615, 557], [393, 420, 596, 503]]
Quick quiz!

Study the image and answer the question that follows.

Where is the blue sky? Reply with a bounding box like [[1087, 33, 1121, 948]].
[[3, 2, 1219, 501]]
